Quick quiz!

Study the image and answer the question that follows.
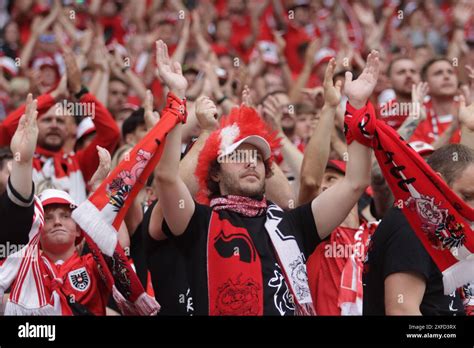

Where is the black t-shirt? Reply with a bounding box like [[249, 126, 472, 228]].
[[363, 207, 464, 315], [143, 200, 194, 315], [163, 200, 320, 316], [0, 178, 34, 249], [129, 220, 147, 289]]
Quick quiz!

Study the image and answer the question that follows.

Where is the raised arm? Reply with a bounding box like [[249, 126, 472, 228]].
[[397, 82, 428, 140], [263, 95, 303, 178], [9, 94, 38, 199], [59, 45, 120, 182], [298, 58, 341, 205], [179, 96, 218, 196], [459, 94, 474, 149], [288, 39, 320, 104], [311, 51, 379, 239], [153, 40, 195, 237]]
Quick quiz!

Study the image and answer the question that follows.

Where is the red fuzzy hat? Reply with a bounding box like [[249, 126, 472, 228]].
[[195, 105, 280, 204]]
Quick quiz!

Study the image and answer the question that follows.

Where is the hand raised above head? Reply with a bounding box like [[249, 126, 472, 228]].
[[155, 40, 188, 99], [195, 96, 218, 131], [344, 50, 380, 109], [10, 94, 38, 164]]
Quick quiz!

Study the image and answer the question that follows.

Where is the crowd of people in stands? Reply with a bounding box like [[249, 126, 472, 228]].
[[0, 0, 474, 316]]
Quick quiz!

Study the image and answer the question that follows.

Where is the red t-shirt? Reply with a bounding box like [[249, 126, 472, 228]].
[[377, 98, 409, 130], [306, 223, 377, 315], [409, 101, 461, 144], [45, 252, 110, 316]]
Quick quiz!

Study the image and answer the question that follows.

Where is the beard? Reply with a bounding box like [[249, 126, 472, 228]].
[[38, 135, 65, 152], [220, 173, 266, 198]]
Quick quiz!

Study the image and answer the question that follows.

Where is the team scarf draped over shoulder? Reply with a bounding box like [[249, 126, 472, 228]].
[[72, 92, 187, 315], [344, 101, 474, 295], [208, 195, 315, 315], [0, 197, 70, 315]]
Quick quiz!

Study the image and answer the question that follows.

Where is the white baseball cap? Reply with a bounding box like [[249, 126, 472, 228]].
[[39, 189, 77, 209], [219, 135, 272, 161]]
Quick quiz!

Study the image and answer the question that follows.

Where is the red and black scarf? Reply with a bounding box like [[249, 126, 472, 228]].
[[345, 101, 474, 294], [208, 195, 315, 315]]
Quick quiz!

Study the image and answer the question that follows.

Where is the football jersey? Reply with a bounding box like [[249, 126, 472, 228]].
[[43, 252, 110, 316]]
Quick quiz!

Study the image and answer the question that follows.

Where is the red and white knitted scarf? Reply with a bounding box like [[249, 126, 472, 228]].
[[33, 147, 87, 204], [345, 101, 474, 294], [0, 198, 70, 315]]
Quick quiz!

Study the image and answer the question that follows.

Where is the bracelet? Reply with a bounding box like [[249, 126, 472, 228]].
[[216, 95, 228, 105], [74, 86, 89, 100]]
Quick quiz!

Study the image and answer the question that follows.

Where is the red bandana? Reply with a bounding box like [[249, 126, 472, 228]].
[[210, 195, 267, 217], [345, 101, 474, 294]]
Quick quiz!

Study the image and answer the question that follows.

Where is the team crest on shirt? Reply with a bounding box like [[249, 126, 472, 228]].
[[68, 267, 91, 292]]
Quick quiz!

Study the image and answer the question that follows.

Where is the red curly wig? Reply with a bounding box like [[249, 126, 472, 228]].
[[195, 105, 280, 204]]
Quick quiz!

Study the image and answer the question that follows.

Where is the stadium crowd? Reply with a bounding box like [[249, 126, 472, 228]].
[[0, 0, 474, 316]]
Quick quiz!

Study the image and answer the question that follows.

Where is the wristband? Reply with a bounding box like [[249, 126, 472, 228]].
[[216, 95, 228, 105], [167, 92, 187, 123], [74, 86, 89, 100]]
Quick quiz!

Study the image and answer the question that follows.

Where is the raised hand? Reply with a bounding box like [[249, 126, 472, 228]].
[[195, 96, 218, 131], [155, 40, 188, 99], [241, 85, 254, 107], [50, 74, 69, 101], [10, 94, 38, 164], [62, 46, 82, 95], [323, 58, 342, 108], [89, 146, 112, 191], [344, 50, 380, 109], [143, 90, 160, 131], [411, 82, 429, 120], [459, 95, 474, 132], [453, 0, 474, 26], [263, 95, 284, 132]]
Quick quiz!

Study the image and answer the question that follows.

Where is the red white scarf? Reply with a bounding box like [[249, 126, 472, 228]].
[[345, 101, 474, 295], [208, 196, 316, 315], [409, 99, 461, 144], [33, 147, 87, 204], [72, 92, 186, 315], [338, 222, 377, 315], [0, 198, 70, 315], [307, 222, 378, 315]]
